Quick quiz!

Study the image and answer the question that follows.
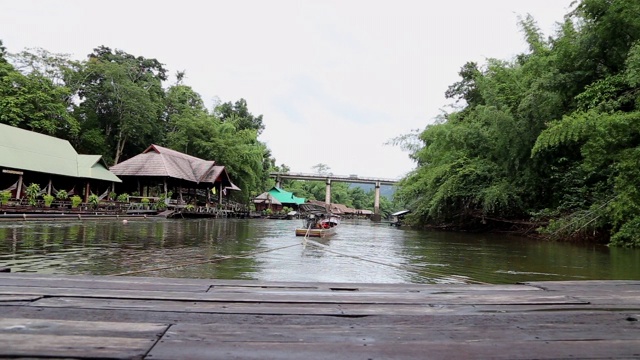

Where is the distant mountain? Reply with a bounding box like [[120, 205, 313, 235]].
[[349, 183, 396, 200]]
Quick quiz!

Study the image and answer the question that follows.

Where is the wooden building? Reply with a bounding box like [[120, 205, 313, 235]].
[[253, 187, 305, 212], [109, 145, 239, 205], [0, 123, 121, 202]]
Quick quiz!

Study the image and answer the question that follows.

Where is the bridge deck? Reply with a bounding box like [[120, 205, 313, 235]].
[[0, 273, 639, 359]]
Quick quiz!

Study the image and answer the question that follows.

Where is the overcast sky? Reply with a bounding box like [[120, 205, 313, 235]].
[[1, 0, 574, 179]]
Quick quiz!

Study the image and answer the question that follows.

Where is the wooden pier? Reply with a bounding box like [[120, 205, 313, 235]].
[[0, 273, 638, 359]]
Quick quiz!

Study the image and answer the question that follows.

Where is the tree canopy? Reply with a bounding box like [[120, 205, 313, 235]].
[[393, 0, 640, 246], [0, 43, 274, 203]]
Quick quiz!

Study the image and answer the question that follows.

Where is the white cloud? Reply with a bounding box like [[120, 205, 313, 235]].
[[0, 0, 573, 179]]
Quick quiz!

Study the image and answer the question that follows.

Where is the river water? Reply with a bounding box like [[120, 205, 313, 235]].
[[0, 218, 638, 284]]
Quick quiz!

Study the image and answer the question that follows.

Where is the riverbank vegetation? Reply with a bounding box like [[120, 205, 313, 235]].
[[393, 0, 640, 246], [0, 43, 273, 202], [0, 42, 393, 216]]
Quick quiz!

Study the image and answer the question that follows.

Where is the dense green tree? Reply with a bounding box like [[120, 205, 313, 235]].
[[394, 0, 640, 246], [0, 41, 274, 203], [0, 46, 78, 137], [215, 98, 265, 135], [73, 46, 167, 164]]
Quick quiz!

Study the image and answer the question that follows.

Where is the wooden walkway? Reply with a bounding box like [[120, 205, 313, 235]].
[[0, 274, 639, 359]]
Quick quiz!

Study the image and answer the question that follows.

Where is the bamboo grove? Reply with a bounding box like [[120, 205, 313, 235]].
[[393, 0, 640, 246]]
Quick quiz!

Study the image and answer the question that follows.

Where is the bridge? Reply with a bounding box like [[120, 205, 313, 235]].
[[270, 172, 400, 221]]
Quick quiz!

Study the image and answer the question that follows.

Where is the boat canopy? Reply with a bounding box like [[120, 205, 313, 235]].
[[391, 210, 411, 217]]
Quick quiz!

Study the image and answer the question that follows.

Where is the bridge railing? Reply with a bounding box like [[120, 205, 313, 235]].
[[269, 172, 401, 184]]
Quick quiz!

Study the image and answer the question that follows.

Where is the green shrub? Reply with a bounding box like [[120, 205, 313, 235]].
[[116, 193, 129, 202], [0, 191, 10, 205], [55, 190, 68, 200], [156, 194, 167, 210], [109, 191, 117, 201], [43, 194, 55, 207], [71, 195, 82, 208], [25, 183, 41, 206], [88, 194, 99, 208]]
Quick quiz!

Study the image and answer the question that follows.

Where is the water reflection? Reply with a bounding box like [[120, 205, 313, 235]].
[[0, 218, 638, 284]]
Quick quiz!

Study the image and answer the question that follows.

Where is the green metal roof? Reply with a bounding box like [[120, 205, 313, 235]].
[[78, 155, 122, 183], [268, 187, 305, 205], [0, 123, 121, 182], [0, 123, 79, 177]]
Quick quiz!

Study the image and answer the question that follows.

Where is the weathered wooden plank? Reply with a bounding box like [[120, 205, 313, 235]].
[[0, 333, 159, 359], [0, 318, 168, 337], [4, 304, 637, 329], [0, 274, 637, 359], [0, 274, 211, 292], [149, 340, 640, 360], [0, 273, 544, 293], [0, 285, 588, 305], [29, 297, 466, 316], [149, 322, 640, 360], [0, 318, 167, 359], [208, 283, 541, 293], [524, 280, 640, 288], [157, 321, 640, 343]]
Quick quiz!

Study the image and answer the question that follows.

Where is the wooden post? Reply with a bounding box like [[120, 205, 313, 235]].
[[85, 182, 90, 203], [47, 179, 52, 196], [163, 178, 168, 197], [16, 175, 23, 200]]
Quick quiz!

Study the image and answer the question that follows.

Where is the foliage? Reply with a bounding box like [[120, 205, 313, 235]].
[[25, 183, 40, 206], [55, 189, 68, 200], [43, 194, 54, 207], [116, 193, 129, 202], [391, 0, 640, 246], [72, 46, 167, 164], [1, 41, 271, 208], [0, 190, 10, 205], [215, 98, 265, 135], [0, 49, 79, 137], [164, 100, 270, 201], [155, 198, 167, 211], [70, 195, 82, 208], [108, 191, 117, 201], [88, 194, 99, 208]]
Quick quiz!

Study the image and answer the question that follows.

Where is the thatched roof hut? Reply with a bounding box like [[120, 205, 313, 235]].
[[110, 145, 239, 201]]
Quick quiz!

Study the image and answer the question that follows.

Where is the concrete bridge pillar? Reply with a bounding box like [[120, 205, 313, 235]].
[[372, 181, 382, 222], [275, 175, 282, 189], [325, 178, 331, 210]]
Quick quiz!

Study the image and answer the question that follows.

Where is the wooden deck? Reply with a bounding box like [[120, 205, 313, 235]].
[[0, 274, 639, 359]]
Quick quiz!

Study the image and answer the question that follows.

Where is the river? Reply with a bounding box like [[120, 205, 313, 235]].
[[0, 218, 638, 284]]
